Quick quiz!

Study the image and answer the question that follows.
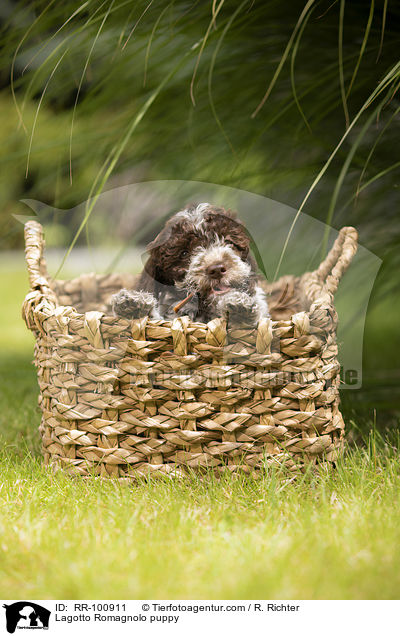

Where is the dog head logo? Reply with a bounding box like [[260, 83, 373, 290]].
[[3, 602, 50, 633]]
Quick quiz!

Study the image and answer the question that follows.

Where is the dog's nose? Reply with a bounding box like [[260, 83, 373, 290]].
[[207, 263, 226, 279]]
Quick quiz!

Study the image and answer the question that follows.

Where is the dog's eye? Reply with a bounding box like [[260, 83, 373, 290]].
[[181, 250, 189, 257]]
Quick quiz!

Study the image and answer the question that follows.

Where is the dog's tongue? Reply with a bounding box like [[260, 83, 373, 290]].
[[212, 284, 230, 295]]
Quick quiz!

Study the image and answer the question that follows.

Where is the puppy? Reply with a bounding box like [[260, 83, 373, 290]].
[[111, 203, 269, 325]]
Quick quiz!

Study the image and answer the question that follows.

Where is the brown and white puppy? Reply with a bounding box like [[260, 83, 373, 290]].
[[111, 203, 269, 325]]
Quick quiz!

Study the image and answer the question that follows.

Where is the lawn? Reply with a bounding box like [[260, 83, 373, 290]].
[[1, 265, 400, 599]]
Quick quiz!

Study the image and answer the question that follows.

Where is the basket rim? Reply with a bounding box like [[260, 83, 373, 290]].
[[22, 220, 358, 336]]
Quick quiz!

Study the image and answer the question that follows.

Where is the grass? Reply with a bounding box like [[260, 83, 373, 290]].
[[1, 265, 400, 599], [2, 439, 400, 599]]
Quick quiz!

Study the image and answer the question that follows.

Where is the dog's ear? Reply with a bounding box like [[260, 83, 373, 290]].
[[136, 222, 172, 293], [145, 215, 176, 251], [226, 224, 262, 278], [145, 227, 170, 251], [232, 229, 250, 253], [225, 222, 251, 257], [136, 249, 160, 294], [246, 251, 258, 273]]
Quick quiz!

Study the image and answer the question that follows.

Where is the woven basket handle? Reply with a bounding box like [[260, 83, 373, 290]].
[[24, 220, 53, 292], [316, 226, 358, 295]]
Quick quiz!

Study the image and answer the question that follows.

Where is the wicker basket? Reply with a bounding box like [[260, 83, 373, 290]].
[[22, 221, 358, 479]]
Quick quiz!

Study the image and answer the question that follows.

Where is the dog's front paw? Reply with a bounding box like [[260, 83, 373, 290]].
[[217, 290, 259, 326], [111, 289, 161, 320]]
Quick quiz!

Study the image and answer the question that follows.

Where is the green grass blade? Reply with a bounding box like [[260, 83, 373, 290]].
[[207, 0, 249, 156], [346, 0, 374, 99], [251, 0, 316, 118], [25, 51, 68, 178], [376, 0, 388, 62], [11, 0, 58, 134], [290, 4, 315, 133], [321, 104, 380, 256], [338, 0, 349, 128], [340, 160, 400, 214], [356, 103, 400, 197], [190, 0, 225, 106], [143, 3, 171, 86], [122, 0, 156, 51], [69, 0, 115, 184], [21, 1, 91, 76]]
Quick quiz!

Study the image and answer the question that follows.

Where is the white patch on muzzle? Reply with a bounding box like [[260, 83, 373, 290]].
[[177, 240, 252, 294]]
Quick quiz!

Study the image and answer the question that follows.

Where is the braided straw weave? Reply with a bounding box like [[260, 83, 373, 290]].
[[22, 222, 358, 479]]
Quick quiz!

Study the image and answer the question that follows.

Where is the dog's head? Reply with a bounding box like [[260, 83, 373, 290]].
[[139, 203, 258, 304]]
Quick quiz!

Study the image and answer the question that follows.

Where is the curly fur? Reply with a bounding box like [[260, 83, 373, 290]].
[[111, 289, 162, 320], [112, 203, 269, 325]]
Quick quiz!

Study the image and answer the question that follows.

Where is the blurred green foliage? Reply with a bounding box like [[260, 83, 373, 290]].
[[0, 1, 399, 263]]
